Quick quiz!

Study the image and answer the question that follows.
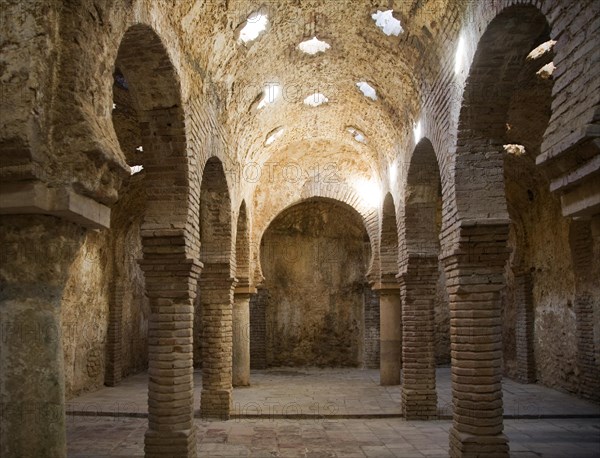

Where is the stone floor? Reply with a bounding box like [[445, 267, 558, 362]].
[[66, 368, 600, 457]]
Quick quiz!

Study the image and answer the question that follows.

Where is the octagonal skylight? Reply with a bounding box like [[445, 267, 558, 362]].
[[298, 37, 331, 55], [257, 83, 281, 110], [303, 93, 329, 107], [239, 10, 268, 43], [130, 165, 144, 175], [265, 126, 285, 146], [527, 40, 556, 60], [347, 127, 367, 144], [371, 10, 403, 36], [356, 82, 377, 101]]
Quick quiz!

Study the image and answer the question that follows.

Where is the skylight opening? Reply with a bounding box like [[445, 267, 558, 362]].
[[239, 11, 268, 44], [537, 62, 556, 79], [455, 35, 466, 74], [413, 121, 422, 144], [504, 144, 526, 156], [303, 93, 329, 107], [264, 126, 285, 146], [130, 165, 144, 175], [298, 36, 331, 55], [356, 82, 377, 101], [347, 127, 367, 144], [527, 40, 557, 60], [257, 83, 281, 110], [371, 10, 403, 36]]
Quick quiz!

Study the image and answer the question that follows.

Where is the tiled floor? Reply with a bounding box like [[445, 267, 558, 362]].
[[66, 368, 600, 457], [67, 368, 600, 418], [67, 417, 600, 457]]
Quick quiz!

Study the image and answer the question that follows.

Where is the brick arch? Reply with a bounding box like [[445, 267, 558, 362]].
[[258, 181, 378, 276], [299, 180, 379, 240], [301, 180, 379, 277], [251, 181, 379, 282], [380, 193, 399, 278], [400, 137, 442, 267], [235, 200, 251, 285], [256, 196, 373, 278], [453, 4, 551, 224], [115, 24, 193, 248], [199, 156, 233, 269]]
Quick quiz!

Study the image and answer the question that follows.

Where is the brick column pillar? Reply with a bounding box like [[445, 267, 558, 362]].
[[199, 264, 236, 419], [0, 215, 85, 458], [514, 272, 535, 383], [443, 221, 510, 458], [140, 252, 201, 458], [363, 284, 381, 369], [233, 285, 254, 387], [377, 277, 402, 385], [398, 255, 438, 420], [105, 280, 124, 386], [569, 219, 600, 402], [250, 286, 268, 370]]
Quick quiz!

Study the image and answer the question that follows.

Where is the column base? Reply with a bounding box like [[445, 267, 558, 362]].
[[200, 389, 232, 420], [144, 427, 197, 458], [402, 388, 437, 420], [233, 378, 250, 387], [449, 427, 509, 458]]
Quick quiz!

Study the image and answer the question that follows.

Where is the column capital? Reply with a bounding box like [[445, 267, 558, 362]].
[[234, 285, 257, 296], [372, 274, 400, 292], [441, 220, 511, 267], [200, 262, 237, 290], [0, 180, 111, 229], [139, 257, 202, 275]]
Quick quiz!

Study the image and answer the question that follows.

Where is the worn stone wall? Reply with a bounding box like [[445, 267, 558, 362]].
[[60, 174, 148, 398], [61, 231, 111, 398], [110, 175, 149, 379], [261, 199, 369, 367]]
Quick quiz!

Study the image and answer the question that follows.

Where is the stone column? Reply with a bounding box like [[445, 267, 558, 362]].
[[199, 263, 236, 419], [0, 215, 84, 458], [377, 277, 402, 386], [443, 222, 510, 458], [232, 285, 254, 387], [140, 248, 201, 458], [514, 272, 535, 383], [398, 255, 438, 420]]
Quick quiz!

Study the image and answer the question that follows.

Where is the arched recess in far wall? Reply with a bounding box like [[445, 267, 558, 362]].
[[252, 180, 379, 281], [259, 196, 372, 368]]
